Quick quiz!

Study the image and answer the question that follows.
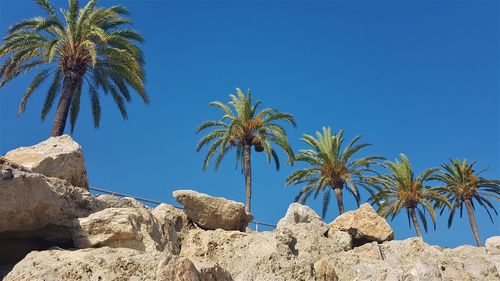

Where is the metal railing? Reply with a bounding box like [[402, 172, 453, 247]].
[[89, 187, 276, 231]]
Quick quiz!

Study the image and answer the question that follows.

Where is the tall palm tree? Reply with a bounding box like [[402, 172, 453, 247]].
[[286, 127, 384, 218], [369, 154, 450, 239], [0, 0, 148, 136], [432, 159, 500, 246], [196, 88, 296, 212]]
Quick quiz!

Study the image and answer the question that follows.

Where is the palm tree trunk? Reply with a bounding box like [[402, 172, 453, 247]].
[[50, 72, 79, 137], [334, 188, 345, 214], [464, 199, 482, 247], [243, 144, 252, 213], [409, 207, 423, 238]]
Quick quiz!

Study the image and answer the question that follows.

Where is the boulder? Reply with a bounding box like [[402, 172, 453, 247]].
[[0, 158, 100, 264], [276, 203, 324, 229], [71, 207, 171, 253], [3, 247, 202, 281], [328, 203, 394, 244], [486, 236, 500, 272], [157, 256, 202, 281], [3, 135, 89, 189], [152, 204, 192, 253], [94, 194, 148, 209], [180, 224, 350, 281], [486, 236, 500, 255], [330, 238, 499, 281], [173, 190, 252, 231], [313, 259, 338, 281]]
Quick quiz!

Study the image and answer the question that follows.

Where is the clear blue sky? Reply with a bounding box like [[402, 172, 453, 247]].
[[0, 0, 498, 247]]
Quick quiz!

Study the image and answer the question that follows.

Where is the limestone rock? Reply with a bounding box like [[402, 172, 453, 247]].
[[0, 158, 100, 264], [180, 223, 349, 281], [486, 236, 500, 273], [313, 259, 338, 281], [486, 236, 500, 255], [157, 256, 202, 281], [276, 203, 324, 229], [94, 194, 148, 209], [71, 207, 170, 253], [152, 203, 192, 253], [3, 247, 203, 281], [3, 135, 89, 189], [330, 238, 499, 281], [329, 203, 394, 244], [173, 190, 252, 231], [153, 203, 191, 236]]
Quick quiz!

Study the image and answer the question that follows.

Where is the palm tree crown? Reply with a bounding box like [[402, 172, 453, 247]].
[[432, 159, 499, 246], [0, 0, 148, 135], [369, 154, 450, 238], [286, 127, 383, 218], [196, 88, 296, 212]]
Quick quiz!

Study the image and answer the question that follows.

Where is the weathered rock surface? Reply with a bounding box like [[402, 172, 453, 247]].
[[487, 236, 500, 255], [329, 203, 394, 244], [173, 190, 252, 231], [71, 207, 170, 253], [0, 158, 101, 264], [486, 236, 500, 272], [3, 247, 209, 281], [276, 202, 324, 229], [180, 210, 352, 281], [153, 203, 192, 253], [3, 135, 89, 189], [330, 238, 500, 281]]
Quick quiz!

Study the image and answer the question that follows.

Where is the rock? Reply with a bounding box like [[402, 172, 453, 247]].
[[0, 158, 100, 264], [3, 135, 89, 189], [197, 264, 233, 281], [330, 238, 500, 281], [180, 222, 350, 281], [173, 190, 252, 231], [327, 230, 353, 251], [71, 207, 172, 253], [94, 194, 147, 209], [157, 256, 202, 281], [486, 236, 500, 255], [328, 203, 394, 244], [3, 247, 203, 281], [486, 236, 500, 273], [153, 203, 191, 236], [313, 259, 338, 281], [152, 203, 192, 253], [276, 203, 324, 229]]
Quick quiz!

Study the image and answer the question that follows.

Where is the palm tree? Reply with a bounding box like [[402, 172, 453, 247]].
[[432, 159, 500, 246], [196, 88, 296, 212], [0, 0, 148, 136], [369, 154, 451, 239], [286, 127, 384, 218]]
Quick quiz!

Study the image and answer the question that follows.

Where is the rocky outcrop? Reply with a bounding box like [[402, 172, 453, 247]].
[[153, 203, 192, 252], [173, 190, 252, 231], [2, 138, 498, 281], [71, 207, 170, 253], [328, 203, 394, 244], [0, 158, 99, 264], [276, 203, 324, 228], [330, 238, 499, 281], [3, 135, 89, 189], [486, 236, 500, 272]]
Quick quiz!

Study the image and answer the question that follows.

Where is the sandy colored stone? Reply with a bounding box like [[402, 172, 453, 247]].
[[4, 247, 204, 281], [173, 190, 252, 231], [313, 259, 338, 281], [276, 203, 324, 229], [3, 135, 88, 189], [329, 203, 394, 243], [71, 207, 171, 253]]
